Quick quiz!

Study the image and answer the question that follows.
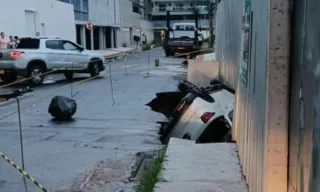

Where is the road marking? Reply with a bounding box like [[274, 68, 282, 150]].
[[121, 64, 138, 68]]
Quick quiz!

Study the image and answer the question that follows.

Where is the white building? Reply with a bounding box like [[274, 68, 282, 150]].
[[61, 0, 154, 49], [87, 0, 120, 49], [0, 0, 76, 41], [117, 0, 154, 47]]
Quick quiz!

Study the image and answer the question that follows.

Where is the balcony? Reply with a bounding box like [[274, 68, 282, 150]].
[[152, 6, 208, 15], [153, 19, 209, 28]]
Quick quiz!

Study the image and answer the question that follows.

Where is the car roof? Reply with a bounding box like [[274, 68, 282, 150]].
[[20, 36, 63, 40], [173, 23, 195, 26]]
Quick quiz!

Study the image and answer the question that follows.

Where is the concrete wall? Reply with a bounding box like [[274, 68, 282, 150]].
[[116, 0, 141, 47], [215, 0, 290, 191], [119, 0, 140, 29], [88, 0, 119, 27], [140, 20, 154, 44], [0, 0, 75, 41]]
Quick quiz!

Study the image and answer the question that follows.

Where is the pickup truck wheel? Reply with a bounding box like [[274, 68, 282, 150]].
[[89, 62, 100, 77], [64, 72, 73, 81], [27, 65, 45, 85], [0, 73, 18, 84]]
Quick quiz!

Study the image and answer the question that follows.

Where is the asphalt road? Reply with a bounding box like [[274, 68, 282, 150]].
[[0, 48, 187, 192]]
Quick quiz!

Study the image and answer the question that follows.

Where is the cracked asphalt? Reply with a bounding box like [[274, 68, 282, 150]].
[[0, 48, 187, 192]]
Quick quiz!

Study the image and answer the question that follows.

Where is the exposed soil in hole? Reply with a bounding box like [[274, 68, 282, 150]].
[[146, 91, 187, 117], [0, 98, 7, 103]]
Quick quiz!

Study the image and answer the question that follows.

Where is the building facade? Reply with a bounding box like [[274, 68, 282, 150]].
[[117, 0, 154, 47], [151, 0, 211, 42], [0, 0, 75, 41], [59, 0, 120, 50], [60, 0, 154, 49]]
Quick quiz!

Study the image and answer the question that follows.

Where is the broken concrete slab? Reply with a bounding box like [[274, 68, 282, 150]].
[[187, 53, 219, 88], [155, 138, 248, 192]]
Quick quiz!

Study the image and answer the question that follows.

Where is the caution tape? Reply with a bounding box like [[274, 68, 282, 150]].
[[0, 47, 204, 89], [0, 47, 211, 121], [0, 72, 102, 121], [0, 152, 48, 192], [0, 53, 130, 89]]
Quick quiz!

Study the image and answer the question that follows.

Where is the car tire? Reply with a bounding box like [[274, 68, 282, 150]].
[[27, 65, 45, 85], [0, 73, 18, 84], [89, 61, 100, 77], [64, 72, 74, 81], [165, 51, 170, 57]]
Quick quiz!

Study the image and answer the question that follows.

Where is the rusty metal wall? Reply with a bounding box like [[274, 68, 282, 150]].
[[215, 0, 268, 191], [289, 0, 320, 191]]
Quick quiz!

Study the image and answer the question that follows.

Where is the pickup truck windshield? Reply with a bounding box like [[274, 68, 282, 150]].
[[174, 24, 195, 31], [16, 38, 40, 49]]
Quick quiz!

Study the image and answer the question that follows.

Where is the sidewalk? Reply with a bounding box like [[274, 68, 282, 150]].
[[155, 138, 248, 192]]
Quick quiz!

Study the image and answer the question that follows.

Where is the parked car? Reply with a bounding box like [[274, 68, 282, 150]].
[[0, 36, 106, 85]]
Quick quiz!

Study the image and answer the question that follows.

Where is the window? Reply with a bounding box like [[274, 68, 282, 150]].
[[62, 41, 78, 50], [185, 25, 195, 31], [175, 24, 185, 30], [82, 0, 88, 12], [133, 2, 140, 14], [17, 38, 40, 49], [71, 0, 80, 11], [46, 40, 63, 50]]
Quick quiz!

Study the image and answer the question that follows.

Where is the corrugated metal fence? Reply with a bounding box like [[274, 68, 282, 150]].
[[215, 0, 274, 191], [215, 0, 320, 191], [289, 0, 320, 191]]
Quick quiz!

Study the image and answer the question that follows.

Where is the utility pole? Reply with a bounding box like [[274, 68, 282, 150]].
[[209, 0, 214, 48]]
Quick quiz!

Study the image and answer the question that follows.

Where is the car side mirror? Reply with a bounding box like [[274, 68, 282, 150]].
[[79, 47, 84, 52]]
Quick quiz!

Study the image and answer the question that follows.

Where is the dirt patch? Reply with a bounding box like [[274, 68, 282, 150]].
[[0, 98, 7, 103], [53, 155, 138, 192]]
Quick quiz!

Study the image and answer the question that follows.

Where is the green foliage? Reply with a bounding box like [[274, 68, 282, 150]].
[[135, 152, 166, 192], [142, 45, 151, 51]]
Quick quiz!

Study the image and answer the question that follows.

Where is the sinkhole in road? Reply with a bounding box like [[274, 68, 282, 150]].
[[146, 89, 234, 145], [0, 87, 32, 104]]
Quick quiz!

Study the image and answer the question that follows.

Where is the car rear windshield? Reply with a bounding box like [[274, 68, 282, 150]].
[[16, 38, 40, 49]]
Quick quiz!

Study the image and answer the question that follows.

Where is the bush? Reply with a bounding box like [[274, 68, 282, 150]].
[[142, 45, 151, 51], [135, 152, 166, 192]]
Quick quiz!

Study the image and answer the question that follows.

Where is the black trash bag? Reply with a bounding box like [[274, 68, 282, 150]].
[[48, 96, 77, 120]]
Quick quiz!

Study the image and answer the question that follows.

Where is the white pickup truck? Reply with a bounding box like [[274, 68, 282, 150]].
[[164, 23, 203, 57], [0, 36, 106, 85]]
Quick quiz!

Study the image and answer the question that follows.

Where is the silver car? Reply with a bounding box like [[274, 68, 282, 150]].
[[0, 36, 106, 85]]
